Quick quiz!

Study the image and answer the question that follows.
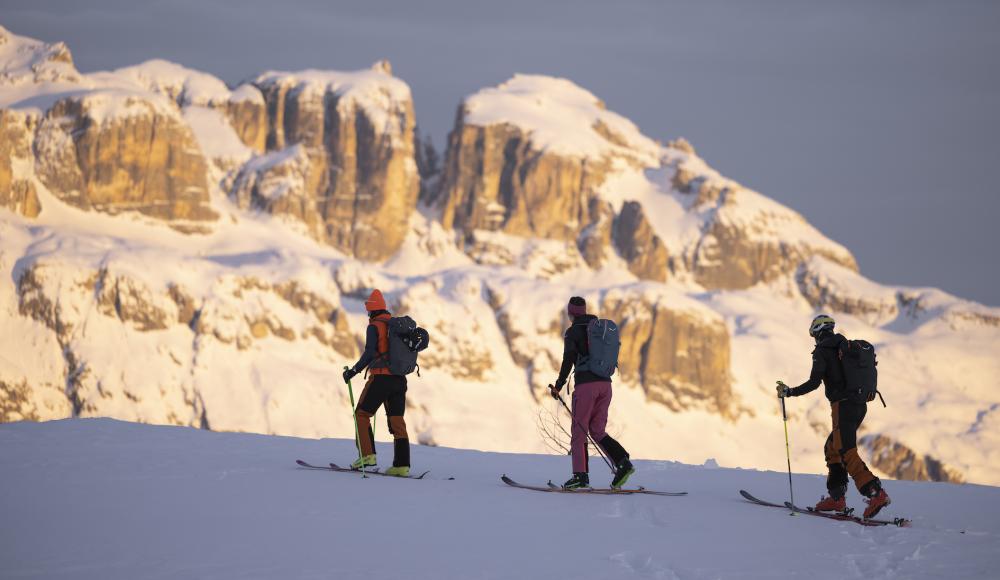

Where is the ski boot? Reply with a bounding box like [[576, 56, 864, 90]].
[[813, 495, 847, 512], [863, 487, 891, 519], [563, 472, 589, 490], [384, 466, 410, 477], [611, 458, 635, 489], [350, 454, 377, 470]]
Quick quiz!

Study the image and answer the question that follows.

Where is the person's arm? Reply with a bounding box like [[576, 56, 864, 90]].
[[351, 325, 380, 373], [554, 328, 578, 390], [788, 351, 827, 397]]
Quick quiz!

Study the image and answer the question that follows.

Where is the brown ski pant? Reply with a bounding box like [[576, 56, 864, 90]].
[[824, 400, 878, 496]]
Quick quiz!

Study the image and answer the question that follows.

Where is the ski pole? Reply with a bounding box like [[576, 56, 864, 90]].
[[780, 394, 794, 508], [344, 366, 367, 479], [554, 391, 615, 473]]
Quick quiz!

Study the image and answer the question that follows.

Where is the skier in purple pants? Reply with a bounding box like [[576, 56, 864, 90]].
[[549, 296, 634, 489]]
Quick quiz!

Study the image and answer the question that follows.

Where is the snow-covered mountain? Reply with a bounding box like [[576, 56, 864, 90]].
[[1, 25, 998, 486], [2, 419, 999, 579]]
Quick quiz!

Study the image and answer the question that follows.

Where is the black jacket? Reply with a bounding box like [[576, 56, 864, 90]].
[[788, 332, 849, 402], [555, 314, 607, 389]]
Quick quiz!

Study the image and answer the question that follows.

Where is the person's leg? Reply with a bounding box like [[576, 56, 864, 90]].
[[839, 400, 879, 495], [823, 402, 849, 498], [384, 376, 410, 469], [570, 383, 599, 474], [590, 383, 628, 466], [813, 402, 849, 510], [355, 376, 389, 460]]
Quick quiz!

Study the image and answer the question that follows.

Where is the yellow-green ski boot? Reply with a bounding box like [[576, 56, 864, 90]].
[[611, 459, 635, 489], [384, 466, 410, 477], [350, 454, 377, 470]]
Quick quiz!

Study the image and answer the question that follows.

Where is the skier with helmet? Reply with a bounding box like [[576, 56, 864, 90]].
[[549, 296, 634, 490], [341, 289, 412, 477], [776, 314, 891, 519]]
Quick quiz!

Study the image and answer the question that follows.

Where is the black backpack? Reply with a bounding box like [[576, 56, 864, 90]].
[[382, 316, 429, 376], [838, 339, 884, 406]]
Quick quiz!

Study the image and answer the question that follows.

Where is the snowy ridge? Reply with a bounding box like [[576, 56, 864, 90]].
[[252, 62, 412, 138], [0, 24, 80, 88], [113, 59, 241, 107], [464, 74, 660, 163]]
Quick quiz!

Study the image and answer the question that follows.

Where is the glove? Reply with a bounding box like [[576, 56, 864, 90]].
[[342, 367, 358, 384], [548, 384, 561, 400], [776, 381, 791, 398]]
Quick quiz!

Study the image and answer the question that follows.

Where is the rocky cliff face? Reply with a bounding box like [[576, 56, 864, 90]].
[[434, 77, 854, 292], [612, 201, 669, 282], [796, 256, 899, 325], [2, 35, 425, 259], [860, 434, 965, 483], [225, 86, 268, 153], [14, 258, 357, 426], [668, 148, 859, 290], [432, 75, 667, 281], [33, 90, 217, 226], [113, 60, 269, 155], [0, 109, 40, 217], [601, 288, 735, 417], [436, 119, 611, 242], [248, 64, 419, 260]]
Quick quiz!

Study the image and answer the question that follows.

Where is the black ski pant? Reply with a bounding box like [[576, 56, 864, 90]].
[[824, 399, 879, 497], [355, 374, 410, 467]]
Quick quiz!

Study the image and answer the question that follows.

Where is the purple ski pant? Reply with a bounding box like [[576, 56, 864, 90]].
[[571, 380, 612, 473]]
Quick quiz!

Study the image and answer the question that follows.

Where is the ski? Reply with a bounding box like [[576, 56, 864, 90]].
[[294, 459, 432, 479], [738, 490, 908, 527], [784, 501, 910, 528], [501, 475, 687, 496], [296, 459, 378, 473], [739, 489, 786, 508], [330, 462, 433, 479]]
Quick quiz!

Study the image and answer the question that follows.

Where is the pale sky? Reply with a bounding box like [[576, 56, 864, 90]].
[[2, 0, 998, 305]]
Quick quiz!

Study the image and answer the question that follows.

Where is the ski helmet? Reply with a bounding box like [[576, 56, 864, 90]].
[[808, 314, 836, 337]]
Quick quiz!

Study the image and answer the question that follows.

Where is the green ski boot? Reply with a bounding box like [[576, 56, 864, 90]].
[[350, 454, 377, 470], [611, 459, 635, 489], [563, 472, 589, 490], [384, 466, 410, 477]]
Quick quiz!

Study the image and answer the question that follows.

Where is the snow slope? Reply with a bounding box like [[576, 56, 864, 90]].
[[1, 419, 998, 580]]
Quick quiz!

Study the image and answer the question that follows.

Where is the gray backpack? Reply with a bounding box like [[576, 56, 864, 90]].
[[383, 316, 429, 376], [576, 318, 621, 379]]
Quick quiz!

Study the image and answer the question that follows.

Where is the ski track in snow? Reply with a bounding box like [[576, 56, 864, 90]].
[[1, 419, 999, 580]]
